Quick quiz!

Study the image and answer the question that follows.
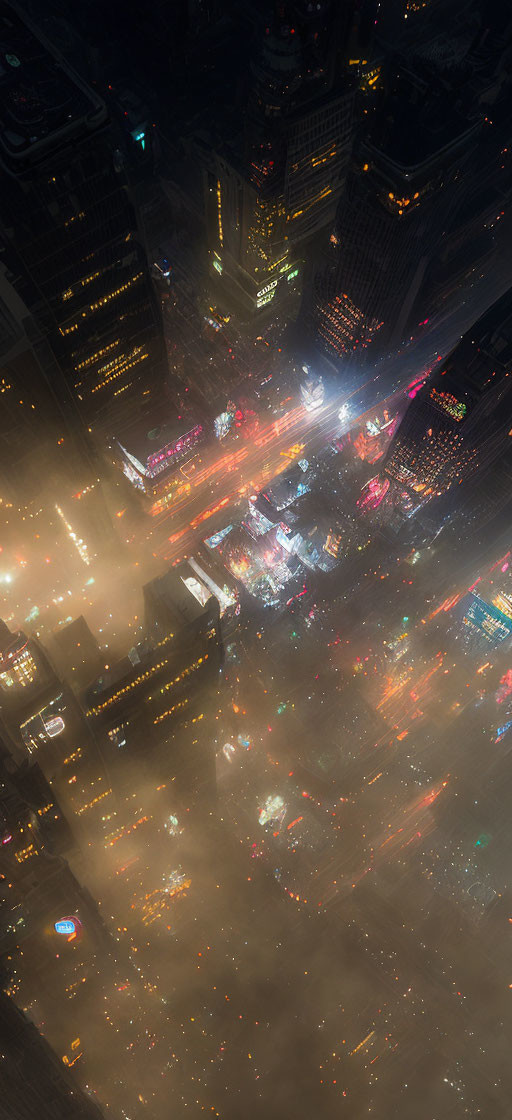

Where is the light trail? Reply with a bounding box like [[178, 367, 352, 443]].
[[350, 1030, 375, 1055], [145, 384, 408, 563], [379, 828, 404, 850], [189, 495, 231, 530], [427, 550, 512, 622]]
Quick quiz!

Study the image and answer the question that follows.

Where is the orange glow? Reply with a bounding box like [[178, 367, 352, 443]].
[[168, 527, 187, 544], [380, 828, 403, 849], [190, 495, 230, 530]]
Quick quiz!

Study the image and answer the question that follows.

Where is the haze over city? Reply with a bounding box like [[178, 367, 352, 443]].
[[1, 2, 512, 1119]]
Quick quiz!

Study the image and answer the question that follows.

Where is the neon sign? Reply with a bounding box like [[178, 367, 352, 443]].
[[146, 425, 204, 477], [257, 279, 278, 299], [496, 719, 512, 743], [430, 387, 467, 422], [54, 916, 80, 938], [132, 129, 146, 151], [459, 594, 512, 644]]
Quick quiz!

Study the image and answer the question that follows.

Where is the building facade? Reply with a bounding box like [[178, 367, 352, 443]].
[[378, 287, 512, 518], [0, 2, 166, 439], [203, 7, 358, 343], [0, 989, 104, 1120], [314, 63, 480, 363]]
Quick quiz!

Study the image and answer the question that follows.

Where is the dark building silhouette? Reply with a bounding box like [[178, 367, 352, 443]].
[[202, 3, 366, 345], [362, 287, 512, 526], [0, 736, 74, 862], [50, 616, 105, 693], [85, 580, 223, 806], [0, 620, 115, 845], [0, 730, 123, 1091], [0, 263, 91, 501], [0, 988, 104, 1120], [0, 1, 166, 438], [314, 62, 480, 362]]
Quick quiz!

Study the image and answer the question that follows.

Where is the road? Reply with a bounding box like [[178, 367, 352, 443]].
[[146, 380, 411, 565], [145, 257, 512, 570]]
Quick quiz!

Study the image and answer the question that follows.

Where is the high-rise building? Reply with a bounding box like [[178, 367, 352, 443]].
[[0, 264, 90, 502], [114, 406, 205, 499], [0, 243, 126, 556], [413, 4, 512, 328], [0, 1, 166, 438], [203, 6, 357, 344], [0, 988, 104, 1120], [50, 616, 105, 692], [374, 287, 512, 519], [0, 620, 56, 705], [84, 581, 223, 807], [0, 620, 115, 845], [314, 61, 480, 364], [0, 737, 74, 863], [0, 725, 129, 1102]]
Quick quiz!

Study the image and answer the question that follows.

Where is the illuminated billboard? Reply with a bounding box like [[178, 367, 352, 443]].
[[187, 558, 236, 616], [182, 574, 211, 607], [214, 411, 234, 439], [493, 592, 512, 620], [146, 425, 204, 477], [204, 524, 234, 549], [496, 719, 512, 744], [256, 278, 278, 309], [54, 916, 82, 940], [20, 695, 66, 753], [357, 474, 390, 511], [457, 594, 512, 645]]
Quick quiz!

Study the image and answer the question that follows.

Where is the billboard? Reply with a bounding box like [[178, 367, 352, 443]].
[[456, 593, 512, 645], [54, 915, 82, 941]]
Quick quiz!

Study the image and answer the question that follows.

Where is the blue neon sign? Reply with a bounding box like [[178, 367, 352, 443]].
[[54, 918, 77, 936]]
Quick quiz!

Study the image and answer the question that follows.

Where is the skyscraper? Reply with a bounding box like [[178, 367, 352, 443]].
[[203, 4, 356, 345], [0, 264, 87, 502], [0, 620, 115, 846], [314, 61, 480, 363], [0, 735, 74, 864], [0, 988, 104, 1120], [84, 579, 223, 807], [0, 1, 166, 439], [374, 287, 512, 520], [0, 726, 126, 1100]]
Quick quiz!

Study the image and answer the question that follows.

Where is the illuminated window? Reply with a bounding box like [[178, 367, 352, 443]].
[[430, 387, 467, 422], [0, 649, 38, 691], [216, 180, 223, 246], [15, 843, 37, 863]]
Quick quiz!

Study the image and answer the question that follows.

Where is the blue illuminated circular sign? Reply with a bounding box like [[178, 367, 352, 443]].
[[54, 917, 78, 936]]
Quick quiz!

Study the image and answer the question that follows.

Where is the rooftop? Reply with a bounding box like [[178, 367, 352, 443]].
[[116, 407, 202, 470], [144, 565, 217, 632], [0, 619, 26, 663], [0, 1, 106, 172], [368, 64, 477, 173], [442, 286, 512, 394]]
